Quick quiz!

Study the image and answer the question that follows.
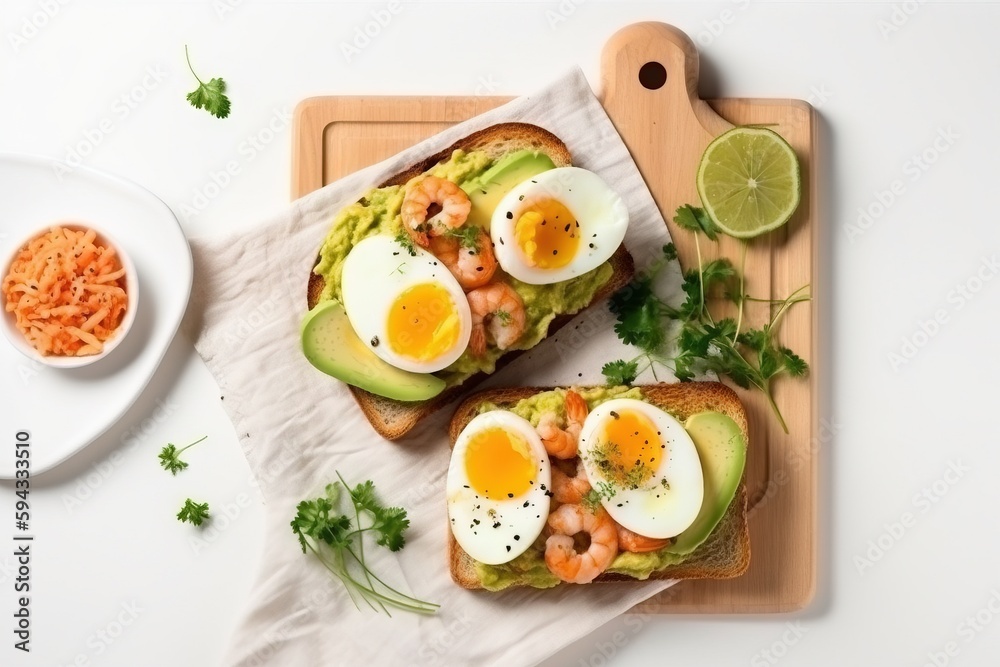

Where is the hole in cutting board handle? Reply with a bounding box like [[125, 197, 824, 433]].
[[638, 61, 667, 90]]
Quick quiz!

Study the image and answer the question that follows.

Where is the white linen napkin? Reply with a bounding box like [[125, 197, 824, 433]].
[[188, 68, 684, 667]]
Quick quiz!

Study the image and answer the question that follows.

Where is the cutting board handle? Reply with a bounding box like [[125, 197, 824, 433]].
[[598, 22, 732, 224], [599, 22, 731, 148]]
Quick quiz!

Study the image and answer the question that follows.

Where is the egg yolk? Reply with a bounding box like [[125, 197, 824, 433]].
[[465, 427, 535, 500], [596, 410, 662, 489], [385, 282, 460, 361], [513, 199, 581, 269]]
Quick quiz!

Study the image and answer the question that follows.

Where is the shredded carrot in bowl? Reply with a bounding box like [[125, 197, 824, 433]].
[[2, 226, 129, 357]]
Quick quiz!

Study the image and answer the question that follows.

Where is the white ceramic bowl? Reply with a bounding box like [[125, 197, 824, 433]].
[[1, 223, 139, 369]]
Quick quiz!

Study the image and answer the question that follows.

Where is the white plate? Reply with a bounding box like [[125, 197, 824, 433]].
[[0, 154, 192, 478]]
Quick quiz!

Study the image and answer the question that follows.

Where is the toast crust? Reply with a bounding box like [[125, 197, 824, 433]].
[[446, 382, 751, 590], [305, 123, 635, 439]]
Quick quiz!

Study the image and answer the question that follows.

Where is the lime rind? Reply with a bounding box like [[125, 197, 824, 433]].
[[696, 127, 801, 239]]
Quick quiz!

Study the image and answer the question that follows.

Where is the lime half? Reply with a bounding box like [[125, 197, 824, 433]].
[[696, 126, 801, 239]]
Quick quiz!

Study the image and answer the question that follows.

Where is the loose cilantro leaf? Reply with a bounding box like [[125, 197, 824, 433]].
[[177, 499, 210, 526], [348, 479, 410, 552], [781, 347, 809, 377], [158, 436, 207, 475], [673, 205, 720, 241], [371, 506, 409, 552], [290, 472, 437, 615], [609, 277, 665, 352], [602, 359, 638, 386], [185, 45, 231, 119]]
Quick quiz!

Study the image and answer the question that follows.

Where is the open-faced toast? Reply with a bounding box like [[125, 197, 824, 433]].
[[306, 123, 635, 439], [447, 382, 751, 590]]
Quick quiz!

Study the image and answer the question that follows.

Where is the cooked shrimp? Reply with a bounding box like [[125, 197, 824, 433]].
[[467, 282, 525, 357], [537, 390, 588, 459], [544, 504, 618, 584], [401, 176, 471, 247], [615, 523, 673, 554], [428, 227, 497, 291], [551, 459, 591, 505]]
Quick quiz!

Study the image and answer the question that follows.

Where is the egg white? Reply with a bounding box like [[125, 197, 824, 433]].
[[446, 411, 552, 565], [340, 235, 471, 374], [579, 399, 704, 539], [489, 167, 629, 285]]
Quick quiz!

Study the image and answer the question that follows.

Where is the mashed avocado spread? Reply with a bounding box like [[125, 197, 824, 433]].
[[312, 149, 614, 387], [472, 386, 694, 591]]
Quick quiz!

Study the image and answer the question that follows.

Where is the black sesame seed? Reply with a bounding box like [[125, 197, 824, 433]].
[[589, 243, 595, 249], [370, 336, 380, 347], [514, 535, 521, 541], [506, 545, 511, 552], [610, 411, 620, 419], [564, 224, 571, 232], [476, 266, 484, 271], [523, 500, 530, 507], [518, 195, 525, 201], [506, 211, 513, 219], [499, 237, 505, 245], [473, 519, 480, 525], [507, 493, 513, 498], [552, 250, 558, 255]]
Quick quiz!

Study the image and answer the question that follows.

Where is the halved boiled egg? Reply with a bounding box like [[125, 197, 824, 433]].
[[341, 235, 471, 374], [579, 399, 704, 539], [490, 167, 629, 285], [447, 411, 552, 565]]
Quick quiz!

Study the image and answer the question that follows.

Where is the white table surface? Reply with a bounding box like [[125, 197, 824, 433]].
[[3, 1, 1000, 665]]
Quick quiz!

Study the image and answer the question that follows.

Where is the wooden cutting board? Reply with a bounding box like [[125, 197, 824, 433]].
[[291, 22, 818, 614]]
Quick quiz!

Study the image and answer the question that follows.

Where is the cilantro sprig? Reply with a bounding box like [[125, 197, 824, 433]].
[[603, 206, 810, 433], [158, 436, 208, 475], [290, 472, 438, 616], [177, 499, 210, 526], [184, 45, 231, 119]]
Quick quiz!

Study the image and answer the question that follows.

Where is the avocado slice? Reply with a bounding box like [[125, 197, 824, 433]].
[[301, 300, 446, 402], [668, 412, 747, 555], [461, 149, 556, 228]]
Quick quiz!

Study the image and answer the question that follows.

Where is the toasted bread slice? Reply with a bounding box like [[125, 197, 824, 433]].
[[447, 382, 751, 590], [306, 123, 635, 439]]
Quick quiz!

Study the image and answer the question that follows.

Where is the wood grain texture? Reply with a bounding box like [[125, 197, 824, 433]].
[[290, 21, 817, 614]]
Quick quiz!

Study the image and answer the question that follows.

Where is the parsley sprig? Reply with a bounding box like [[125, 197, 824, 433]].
[[158, 436, 208, 475], [177, 499, 210, 526], [290, 472, 438, 615], [184, 45, 231, 119], [603, 206, 810, 433]]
